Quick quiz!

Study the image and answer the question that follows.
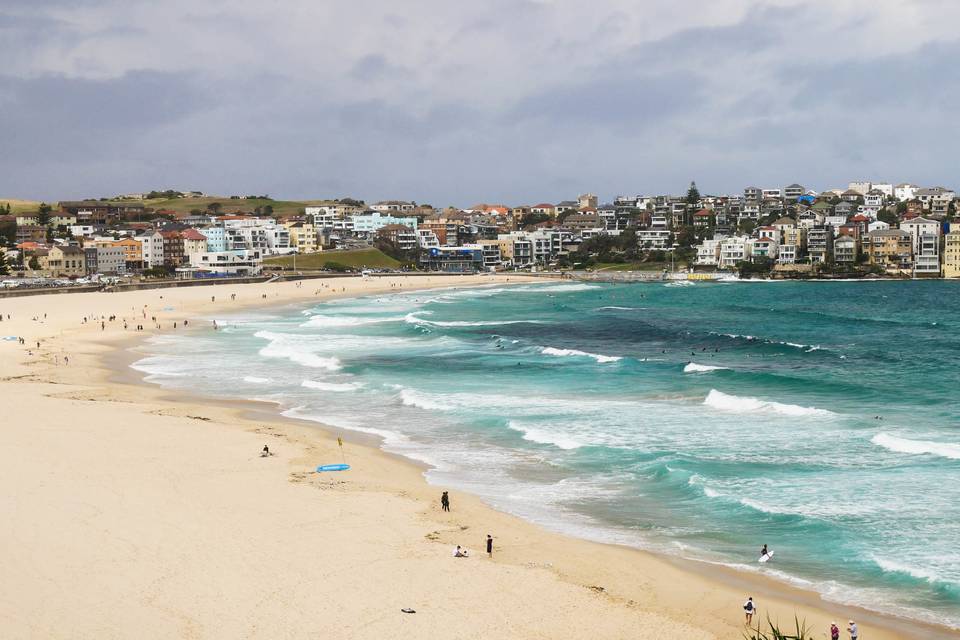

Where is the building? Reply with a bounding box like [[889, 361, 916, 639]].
[[848, 181, 873, 196], [94, 245, 125, 274], [111, 237, 143, 269], [636, 229, 671, 250], [420, 246, 484, 272], [199, 226, 228, 252], [783, 184, 805, 201], [47, 245, 86, 277], [899, 217, 940, 254], [719, 236, 752, 269], [862, 229, 912, 270], [695, 239, 721, 266], [833, 234, 857, 264], [807, 226, 834, 264], [185, 249, 263, 277], [351, 212, 418, 236], [285, 222, 318, 253], [140, 232, 165, 268], [943, 224, 960, 278], [577, 193, 598, 210], [16, 225, 47, 244], [894, 184, 918, 202], [370, 200, 416, 213], [376, 224, 418, 252], [743, 186, 761, 202], [914, 233, 940, 277], [160, 230, 186, 267]]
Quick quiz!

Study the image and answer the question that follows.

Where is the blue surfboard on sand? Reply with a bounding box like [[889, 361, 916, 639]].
[[316, 464, 350, 472]]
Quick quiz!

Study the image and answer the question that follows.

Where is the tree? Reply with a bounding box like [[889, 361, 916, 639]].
[[37, 202, 52, 226], [207, 202, 223, 213], [737, 219, 756, 235], [685, 181, 701, 208], [0, 251, 9, 276], [262, 205, 274, 216], [878, 209, 899, 226], [28, 255, 40, 271]]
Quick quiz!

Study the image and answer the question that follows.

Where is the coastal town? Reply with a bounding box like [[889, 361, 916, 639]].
[[2, 180, 959, 286]]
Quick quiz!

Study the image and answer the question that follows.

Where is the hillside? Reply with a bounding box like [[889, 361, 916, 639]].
[[264, 248, 401, 270], [143, 196, 335, 218], [0, 199, 44, 215]]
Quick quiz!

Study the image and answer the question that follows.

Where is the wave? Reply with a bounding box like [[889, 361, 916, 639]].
[[683, 362, 729, 373], [541, 347, 622, 364], [598, 305, 642, 311], [508, 421, 583, 450], [511, 283, 600, 293], [703, 389, 834, 417], [255, 330, 343, 370], [405, 312, 550, 328], [396, 387, 450, 411], [243, 376, 271, 384], [301, 314, 404, 328], [871, 555, 946, 585], [301, 379, 364, 392], [871, 433, 960, 460]]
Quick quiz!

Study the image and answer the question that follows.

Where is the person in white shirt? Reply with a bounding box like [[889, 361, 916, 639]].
[[743, 597, 756, 624], [847, 620, 858, 640]]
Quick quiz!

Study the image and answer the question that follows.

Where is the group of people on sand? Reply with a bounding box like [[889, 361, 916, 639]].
[[744, 598, 857, 639], [442, 492, 494, 559]]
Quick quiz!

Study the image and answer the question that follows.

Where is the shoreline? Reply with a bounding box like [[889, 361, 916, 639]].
[[1, 275, 953, 639]]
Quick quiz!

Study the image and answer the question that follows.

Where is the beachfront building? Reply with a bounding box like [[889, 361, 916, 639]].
[[833, 234, 858, 264], [185, 249, 263, 277], [110, 237, 142, 269], [140, 232, 165, 268], [636, 229, 671, 250], [914, 234, 940, 277], [899, 217, 940, 254], [284, 222, 318, 253], [719, 236, 752, 269], [220, 217, 292, 254], [943, 224, 960, 278], [695, 239, 721, 266], [862, 229, 912, 271], [199, 226, 228, 252], [806, 226, 834, 264], [750, 237, 778, 261], [376, 224, 418, 252], [46, 245, 86, 278], [420, 246, 484, 272]]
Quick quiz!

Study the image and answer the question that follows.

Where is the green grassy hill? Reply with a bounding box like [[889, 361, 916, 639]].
[[264, 248, 401, 270], [0, 199, 44, 215], [143, 196, 335, 218]]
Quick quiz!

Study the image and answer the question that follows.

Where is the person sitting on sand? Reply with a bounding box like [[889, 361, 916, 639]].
[[261, 445, 270, 457], [453, 545, 468, 557]]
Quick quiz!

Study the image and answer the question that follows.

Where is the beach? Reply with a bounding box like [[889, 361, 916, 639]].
[[0, 275, 951, 639]]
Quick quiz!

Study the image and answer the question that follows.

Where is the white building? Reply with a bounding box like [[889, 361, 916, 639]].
[[186, 249, 263, 277], [636, 229, 671, 250], [719, 236, 752, 269], [695, 239, 721, 266], [914, 234, 940, 276], [894, 183, 919, 202], [900, 217, 940, 254], [868, 220, 891, 233], [221, 217, 292, 254], [199, 226, 227, 252], [416, 229, 441, 249], [370, 201, 416, 213], [848, 181, 873, 195], [140, 232, 165, 268], [351, 212, 418, 236]]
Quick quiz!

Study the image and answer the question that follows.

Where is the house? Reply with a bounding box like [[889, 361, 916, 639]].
[[894, 184, 918, 202], [554, 201, 578, 216], [376, 224, 418, 252], [370, 200, 416, 213], [16, 225, 47, 244], [862, 229, 912, 270], [864, 189, 884, 208], [783, 184, 805, 201], [899, 217, 940, 254], [719, 236, 752, 269], [47, 245, 86, 277], [636, 229, 671, 250], [750, 237, 779, 261], [848, 181, 873, 196], [577, 194, 598, 209], [530, 203, 556, 216], [833, 234, 857, 264], [868, 220, 890, 233], [840, 189, 862, 202], [743, 186, 761, 202], [695, 239, 722, 266], [692, 209, 715, 228], [806, 226, 834, 264], [943, 223, 960, 278]]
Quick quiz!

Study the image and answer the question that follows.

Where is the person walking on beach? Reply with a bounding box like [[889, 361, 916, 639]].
[[441, 491, 450, 512], [830, 622, 840, 640], [486, 534, 493, 556], [743, 597, 755, 625], [847, 620, 858, 640]]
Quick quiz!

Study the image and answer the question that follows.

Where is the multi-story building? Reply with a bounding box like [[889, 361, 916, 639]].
[[351, 212, 418, 237], [899, 217, 940, 254], [284, 222, 318, 253], [783, 184, 805, 201], [186, 249, 263, 277], [807, 226, 834, 264], [914, 233, 940, 277], [140, 232, 165, 268], [370, 200, 416, 213], [376, 224, 418, 252], [199, 226, 227, 252], [695, 239, 721, 266], [833, 234, 857, 264], [160, 230, 186, 267], [943, 224, 960, 278], [110, 237, 142, 269], [636, 229, 671, 250], [862, 229, 912, 270], [47, 245, 86, 277], [894, 183, 919, 202], [577, 193, 598, 210], [719, 236, 752, 269]]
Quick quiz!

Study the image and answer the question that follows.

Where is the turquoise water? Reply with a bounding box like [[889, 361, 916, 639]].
[[133, 280, 960, 627]]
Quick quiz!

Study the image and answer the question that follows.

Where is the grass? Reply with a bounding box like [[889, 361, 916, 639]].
[[0, 199, 44, 215], [264, 248, 401, 270], [142, 196, 335, 218]]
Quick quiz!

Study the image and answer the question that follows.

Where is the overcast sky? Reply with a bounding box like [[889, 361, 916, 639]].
[[2, 0, 958, 205]]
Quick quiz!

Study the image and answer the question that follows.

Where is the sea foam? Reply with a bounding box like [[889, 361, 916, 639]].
[[703, 389, 834, 417], [508, 421, 584, 450], [871, 433, 960, 460], [541, 347, 622, 364], [302, 379, 363, 392], [683, 362, 729, 373]]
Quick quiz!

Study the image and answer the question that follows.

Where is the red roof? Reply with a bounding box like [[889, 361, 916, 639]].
[[850, 214, 869, 222], [180, 229, 207, 241], [532, 203, 555, 209]]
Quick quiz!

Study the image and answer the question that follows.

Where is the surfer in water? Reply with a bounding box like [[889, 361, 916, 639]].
[[760, 544, 770, 559]]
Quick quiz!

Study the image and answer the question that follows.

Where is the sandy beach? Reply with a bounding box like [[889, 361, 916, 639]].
[[0, 275, 951, 639]]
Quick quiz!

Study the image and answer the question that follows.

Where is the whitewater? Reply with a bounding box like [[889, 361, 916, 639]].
[[131, 279, 960, 628]]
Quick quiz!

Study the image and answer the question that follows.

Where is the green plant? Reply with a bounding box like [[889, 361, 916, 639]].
[[743, 615, 813, 640]]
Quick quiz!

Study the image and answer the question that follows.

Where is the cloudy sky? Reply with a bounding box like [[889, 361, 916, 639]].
[[1, 0, 958, 205]]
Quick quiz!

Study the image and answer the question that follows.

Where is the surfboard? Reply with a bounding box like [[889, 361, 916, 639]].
[[759, 551, 775, 563], [316, 464, 350, 472]]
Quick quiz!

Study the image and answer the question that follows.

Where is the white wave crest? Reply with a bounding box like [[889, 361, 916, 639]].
[[255, 330, 343, 370], [508, 421, 583, 450], [301, 379, 363, 392], [871, 555, 944, 584], [405, 312, 549, 328], [703, 389, 834, 417], [541, 347, 622, 364], [683, 362, 729, 373], [301, 315, 404, 328], [243, 376, 271, 384], [397, 387, 450, 411], [871, 433, 960, 460]]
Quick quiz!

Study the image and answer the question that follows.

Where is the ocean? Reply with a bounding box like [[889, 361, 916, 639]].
[[132, 279, 960, 627]]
